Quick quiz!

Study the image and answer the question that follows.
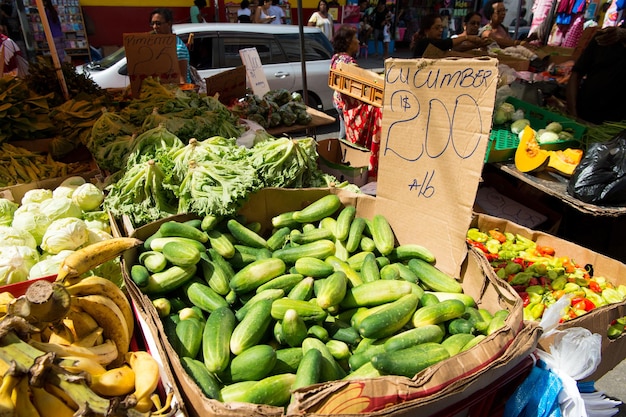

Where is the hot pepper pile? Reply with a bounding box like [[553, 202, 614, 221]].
[[466, 228, 626, 323]]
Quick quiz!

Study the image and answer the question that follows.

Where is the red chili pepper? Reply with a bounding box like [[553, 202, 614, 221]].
[[518, 292, 530, 307], [539, 276, 551, 287], [588, 280, 602, 293], [528, 277, 539, 287], [572, 297, 595, 312], [488, 229, 507, 243], [512, 257, 525, 266], [536, 245, 555, 256], [467, 240, 489, 254], [485, 253, 499, 262]]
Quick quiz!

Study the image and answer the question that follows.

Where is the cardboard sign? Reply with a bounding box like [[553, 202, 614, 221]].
[[123, 33, 180, 98], [376, 57, 499, 276], [205, 66, 246, 105], [239, 47, 270, 97]]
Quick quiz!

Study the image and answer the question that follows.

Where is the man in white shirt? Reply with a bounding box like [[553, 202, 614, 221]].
[[269, 0, 286, 24]]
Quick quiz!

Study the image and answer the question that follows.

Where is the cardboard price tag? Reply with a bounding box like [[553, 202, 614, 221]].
[[376, 57, 499, 276], [239, 48, 270, 97]]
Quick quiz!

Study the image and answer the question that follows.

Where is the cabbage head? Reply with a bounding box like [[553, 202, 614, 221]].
[[0, 245, 40, 285], [52, 176, 86, 199], [0, 225, 37, 249], [21, 188, 53, 205], [29, 250, 74, 280], [83, 211, 112, 234], [11, 203, 52, 246], [41, 217, 89, 254], [87, 228, 113, 245], [39, 197, 82, 221], [72, 183, 104, 212], [0, 199, 18, 226]]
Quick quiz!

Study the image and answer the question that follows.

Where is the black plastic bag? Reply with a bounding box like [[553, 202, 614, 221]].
[[567, 130, 626, 205]]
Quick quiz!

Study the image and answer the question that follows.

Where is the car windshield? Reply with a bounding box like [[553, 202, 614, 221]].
[[91, 47, 126, 69]]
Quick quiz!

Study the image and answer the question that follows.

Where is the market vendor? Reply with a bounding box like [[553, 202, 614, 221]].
[[331, 24, 382, 179], [479, 0, 526, 48], [149, 8, 191, 84], [411, 14, 485, 58]]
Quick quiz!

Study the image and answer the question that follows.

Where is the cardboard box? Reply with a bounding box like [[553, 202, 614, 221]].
[[471, 213, 626, 382], [317, 138, 370, 186], [121, 57, 541, 416]]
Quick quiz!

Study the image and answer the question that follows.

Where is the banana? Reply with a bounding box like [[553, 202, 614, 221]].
[[0, 373, 18, 417], [56, 237, 142, 284], [66, 276, 134, 339], [64, 309, 99, 339], [57, 355, 107, 377], [134, 395, 154, 413], [125, 351, 160, 402], [71, 295, 130, 367], [71, 327, 103, 348], [31, 386, 75, 417], [91, 365, 135, 397], [29, 339, 119, 366], [0, 293, 15, 316], [43, 383, 78, 412], [45, 324, 74, 346], [13, 377, 40, 417]]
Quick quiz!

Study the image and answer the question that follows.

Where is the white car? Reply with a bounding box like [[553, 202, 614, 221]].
[[77, 23, 335, 111]]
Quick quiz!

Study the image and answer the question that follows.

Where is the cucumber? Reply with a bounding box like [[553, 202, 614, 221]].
[[203, 306, 236, 374], [325, 339, 350, 361], [235, 289, 285, 321], [292, 194, 342, 223], [359, 252, 380, 282], [343, 361, 382, 380], [266, 227, 291, 251], [201, 214, 221, 231], [159, 220, 209, 243], [408, 258, 463, 293], [426, 291, 476, 308], [130, 264, 150, 287], [184, 280, 229, 313], [334, 205, 356, 241], [271, 298, 327, 322], [199, 253, 230, 296], [461, 334, 487, 352], [272, 240, 336, 264], [371, 342, 450, 378], [180, 357, 222, 400], [271, 211, 299, 229], [302, 337, 346, 382], [419, 292, 440, 307], [412, 299, 466, 328], [348, 341, 386, 371], [229, 258, 287, 294], [227, 219, 268, 248], [270, 347, 303, 375], [241, 373, 297, 407], [294, 257, 334, 278], [230, 299, 273, 355], [256, 273, 304, 294], [326, 320, 362, 346], [207, 229, 236, 259], [447, 318, 474, 335], [388, 244, 436, 263], [441, 333, 476, 356], [162, 240, 202, 267], [175, 317, 203, 359], [345, 217, 366, 253], [394, 263, 419, 283], [220, 381, 257, 403], [383, 324, 445, 352], [287, 276, 315, 301], [293, 347, 322, 390], [150, 237, 206, 253], [291, 228, 334, 245], [319, 217, 337, 236], [325, 256, 363, 287], [139, 251, 167, 273], [143, 264, 197, 295], [380, 264, 401, 281], [346, 251, 373, 272], [316, 271, 347, 310], [358, 293, 420, 339], [225, 344, 276, 382], [340, 280, 414, 309], [281, 309, 308, 347], [360, 235, 377, 253], [370, 214, 395, 256]]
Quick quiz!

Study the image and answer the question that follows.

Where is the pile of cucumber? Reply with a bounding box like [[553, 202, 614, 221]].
[[129, 194, 509, 407]]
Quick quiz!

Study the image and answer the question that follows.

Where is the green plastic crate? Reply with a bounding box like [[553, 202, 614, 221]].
[[484, 97, 586, 163]]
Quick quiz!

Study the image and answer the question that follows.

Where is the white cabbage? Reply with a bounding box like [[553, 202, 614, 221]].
[[87, 228, 113, 245], [11, 203, 52, 246], [52, 176, 86, 199], [21, 188, 53, 205], [28, 250, 74, 280], [72, 183, 104, 212], [0, 245, 40, 285], [0, 198, 18, 226], [39, 197, 82, 221], [40, 217, 89, 254], [0, 225, 37, 249]]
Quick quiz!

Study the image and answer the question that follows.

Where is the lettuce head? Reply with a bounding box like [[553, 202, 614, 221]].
[[21, 188, 53, 205], [39, 197, 82, 221], [0, 245, 40, 285], [0, 225, 37, 250], [11, 203, 52, 246], [72, 183, 105, 212], [40, 217, 89, 254], [0, 199, 18, 226]]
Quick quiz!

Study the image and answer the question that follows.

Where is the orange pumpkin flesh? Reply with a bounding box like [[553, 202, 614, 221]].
[[514, 126, 550, 173]]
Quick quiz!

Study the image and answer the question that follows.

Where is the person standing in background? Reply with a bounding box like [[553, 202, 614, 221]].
[[150, 8, 191, 84], [0, 29, 25, 76], [411, 14, 484, 57], [371, 0, 389, 57], [382, 14, 391, 58], [269, 0, 285, 24], [452, 11, 489, 51], [237, 0, 252, 22], [308, 0, 333, 40], [43, 0, 65, 63], [480, 0, 525, 47], [190, 0, 207, 23], [254, 0, 276, 24]]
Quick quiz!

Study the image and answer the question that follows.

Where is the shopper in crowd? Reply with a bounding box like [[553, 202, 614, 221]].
[[371, 0, 390, 57], [330, 25, 382, 178], [43, 0, 65, 63], [452, 11, 489, 51], [269, 0, 285, 24], [479, 0, 525, 47], [358, 0, 373, 45], [237, 0, 252, 23], [150, 8, 191, 84], [308, 0, 333, 40], [382, 13, 391, 58], [0, 29, 25, 76], [190, 0, 207, 23], [254, 0, 276, 24], [411, 14, 484, 57], [566, 24, 626, 125]]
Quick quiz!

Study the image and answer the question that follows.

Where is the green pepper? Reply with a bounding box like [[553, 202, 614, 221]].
[[551, 276, 567, 291], [618, 285, 626, 298], [514, 234, 536, 251], [583, 288, 606, 308], [602, 288, 625, 305], [526, 285, 545, 295], [496, 268, 507, 280], [485, 239, 501, 254], [563, 282, 582, 293], [504, 261, 523, 275], [547, 268, 563, 281], [498, 250, 518, 260], [526, 263, 548, 276], [467, 228, 488, 243], [528, 292, 542, 304], [523, 302, 545, 320], [607, 323, 624, 339], [574, 277, 590, 287], [510, 271, 533, 286]]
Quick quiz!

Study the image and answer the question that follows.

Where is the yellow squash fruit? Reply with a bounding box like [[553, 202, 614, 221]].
[[514, 125, 550, 173]]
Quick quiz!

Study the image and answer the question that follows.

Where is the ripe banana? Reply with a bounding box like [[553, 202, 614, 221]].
[[134, 395, 155, 413], [13, 377, 40, 417], [31, 386, 75, 417], [0, 373, 19, 417], [64, 309, 99, 340], [57, 355, 107, 377], [29, 339, 119, 366], [125, 351, 160, 402], [43, 383, 78, 412], [65, 276, 134, 338], [91, 365, 136, 397], [46, 324, 74, 346], [71, 295, 130, 367], [56, 237, 142, 284], [71, 327, 103, 348]]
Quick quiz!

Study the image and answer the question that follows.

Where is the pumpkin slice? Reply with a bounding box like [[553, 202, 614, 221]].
[[547, 148, 584, 176], [514, 125, 550, 173]]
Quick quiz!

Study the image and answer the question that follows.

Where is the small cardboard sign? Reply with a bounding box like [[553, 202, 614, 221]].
[[123, 33, 180, 98], [239, 47, 270, 97], [205, 66, 247, 105], [376, 57, 499, 276]]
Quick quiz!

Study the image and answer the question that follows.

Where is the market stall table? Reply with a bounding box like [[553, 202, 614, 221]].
[[266, 106, 336, 138]]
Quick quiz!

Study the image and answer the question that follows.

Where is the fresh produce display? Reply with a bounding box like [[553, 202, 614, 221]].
[[103, 129, 357, 228], [493, 101, 578, 143], [515, 125, 583, 176], [0, 176, 121, 286], [0, 237, 175, 416], [466, 228, 626, 322], [228, 89, 312, 129], [129, 195, 511, 408]]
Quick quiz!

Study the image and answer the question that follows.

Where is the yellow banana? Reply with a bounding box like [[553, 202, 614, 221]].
[[0, 373, 18, 417], [125, 351, 160, 402], [71, 295, 130, 367], [66, 276, 134, 339], [57, 355, 107, 377], [30, 386, 75, 417], [29, 339, 119, 366], [134, 395, 154, 413], [0, 359, 11, 379], [45, 324, 74, 346], [13, 377, 40, 417], [0, 293, 15, 316], [43, 383, 78, 412], [56, 237, 142, 283], [71, 327, 103, 348], [91, 365, 135, 397], [64, 309, 99, 339]]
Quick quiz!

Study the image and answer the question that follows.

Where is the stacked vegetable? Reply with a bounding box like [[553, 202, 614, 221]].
[[129, 194, 510, 408], [228, 89, 312, 129], [466, 228, 626, 322]]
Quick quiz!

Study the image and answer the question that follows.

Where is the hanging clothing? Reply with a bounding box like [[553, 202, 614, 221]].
[[562, 13, 585, 47]]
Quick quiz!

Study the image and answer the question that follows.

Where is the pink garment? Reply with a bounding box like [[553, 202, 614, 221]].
[[529, 0, 555, 37], [562, 13, 585, 47], [603, 0, 621, 27]]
